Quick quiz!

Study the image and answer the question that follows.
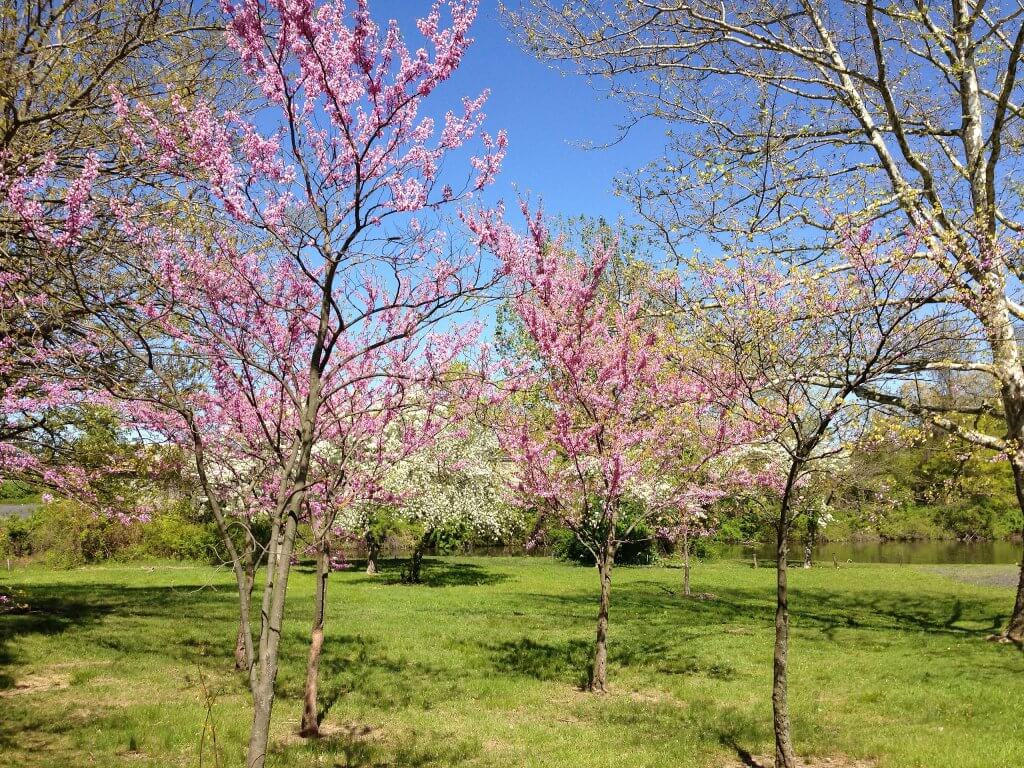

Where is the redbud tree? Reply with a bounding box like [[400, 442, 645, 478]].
[[486, 213, 748, 693], [293, 344, 483, 737], [0, 157, 144, 514], [9, 0, 509, 762]]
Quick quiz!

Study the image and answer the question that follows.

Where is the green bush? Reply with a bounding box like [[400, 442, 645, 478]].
[[0, 516, 35, 559], [0, 480, 39, 503], [29, 502, 142, 568], [137, 511, 218, 561], [13, 501, 221, 567], [551, 512, 658, 566]]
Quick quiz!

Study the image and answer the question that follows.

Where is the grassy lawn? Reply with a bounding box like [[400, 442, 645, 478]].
[[1, 556, 1022, 767]]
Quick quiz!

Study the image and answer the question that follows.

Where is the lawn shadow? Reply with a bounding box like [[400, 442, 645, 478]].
[[345, 558, 509, 588], [535, 577, 1013, 642], [490, 636, 592, 688], [0, 586, 121, 691], [276, 720, 481, 767], [0, 580, 248, 691], [276, 630, 459, 724], [720, 737, 768, 768]]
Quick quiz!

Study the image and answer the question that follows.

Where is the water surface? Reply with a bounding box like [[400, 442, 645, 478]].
[[718, 540, 1021, 565]]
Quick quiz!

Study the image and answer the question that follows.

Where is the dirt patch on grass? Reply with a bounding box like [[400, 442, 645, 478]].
[[923, 565, 1019, 589], [721, 755, 876, 768], [276, 720, 376, 747], [0, 671, 71, 696], [627, 688, 686, 707]]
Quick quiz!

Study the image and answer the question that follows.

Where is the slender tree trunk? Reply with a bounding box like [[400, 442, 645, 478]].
[[682, 529, 691, 597], [299, 541, 329, 737], [406, 532, 429, 584], [235, 624, 248, 670], [235, 552, 256, 671], [1003, 459, 1024, 643], [246, 506, 300, 768], [365, 533, 380, 575], [803, 510, 816, 569], [589, 537, 615, 693], [246, 233, 333, 768], [187, 433, 257, 680], [774, 470, 799, 768]]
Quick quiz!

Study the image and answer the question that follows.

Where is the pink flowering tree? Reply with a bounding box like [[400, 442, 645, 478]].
[[2, 162, 91, 485], [484, 212, 747, 693], [8, 0, 507, 762], [0, 157, 145, 512], [293, 339, 482, 738], [688, 228, 956, 768]]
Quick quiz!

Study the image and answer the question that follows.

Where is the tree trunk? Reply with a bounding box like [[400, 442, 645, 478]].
[[406, 533, 428, 584], [246, 506, 299, 768], [235, 620, 248, 671], [365, 533, 380, 575], [187, 434, 256, 680], [589, 538, 614, 693], [235, 559, 255, 671], [803, 510, 816, 569], [1003, 459, 1024, 643], [299, 541, 329, 737], [774, 472, 799, 768], [978, 283, 1024, 643], [682, 530, 691, 597]]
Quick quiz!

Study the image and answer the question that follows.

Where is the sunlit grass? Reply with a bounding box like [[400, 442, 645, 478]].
[[1, 556, 1022, 767]]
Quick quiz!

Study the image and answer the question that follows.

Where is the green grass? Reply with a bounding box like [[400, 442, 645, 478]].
[[1, 556, 1022, 767]]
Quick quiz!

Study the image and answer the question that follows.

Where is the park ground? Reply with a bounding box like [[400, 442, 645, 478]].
[[1, 556, 1022, 767]]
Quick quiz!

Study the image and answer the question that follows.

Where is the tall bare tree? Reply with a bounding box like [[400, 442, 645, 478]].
[[509, 0, 1024, 643]]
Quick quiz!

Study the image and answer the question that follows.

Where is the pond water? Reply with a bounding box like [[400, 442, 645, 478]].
[[716, 540, 1021, 565], [462, 540, 1021, 565]]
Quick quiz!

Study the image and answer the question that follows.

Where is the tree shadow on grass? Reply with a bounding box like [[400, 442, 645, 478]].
[[345, 558, 509, 588], [719, 738, 768, 768], [0, 581, 247, 690], [0, 580, 244, 756], [537, 578, 1013, 642], [275, 630, 460, 726], [0, 587, 121, 691], [275, 721, 481, 768], [490, 637, 593, 687]]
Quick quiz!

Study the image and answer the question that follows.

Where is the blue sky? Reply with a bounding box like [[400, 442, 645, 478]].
[[375, 0, 665, 224]]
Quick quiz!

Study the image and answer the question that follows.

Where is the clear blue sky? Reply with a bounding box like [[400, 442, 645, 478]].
[[376, 0, 665, 224]]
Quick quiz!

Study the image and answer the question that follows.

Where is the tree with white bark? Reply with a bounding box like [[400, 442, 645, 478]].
[[509, 0, 1024, 644]]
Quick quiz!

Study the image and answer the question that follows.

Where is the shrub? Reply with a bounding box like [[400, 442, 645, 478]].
[[551, 515, 658, 566], [0, 516, 35, 559], [29, 502, 142, 568], [137, 511, 218, 561], [0, 480, 38, 503]]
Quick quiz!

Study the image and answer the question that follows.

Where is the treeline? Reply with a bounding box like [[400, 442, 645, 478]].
[[4, 404, 1016, 572]]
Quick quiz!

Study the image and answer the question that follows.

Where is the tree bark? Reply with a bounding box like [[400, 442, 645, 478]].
[[235, 554, 256, 671], [589, 537, 614, 693], [365, 533, 380, 575], [773, 467, 799, 768], [803, 509, 816, 569], [245, 505, 299, 768], [1003, 459, 1024, 643], [299, 541, 329, 737], [235, 617, 249, 671], [976, 274, 1024, 642], [406, 532, 429, 584], [682, 529, 691, 597]]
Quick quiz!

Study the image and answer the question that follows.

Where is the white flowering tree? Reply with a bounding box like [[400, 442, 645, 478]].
[[387, 423, 521, 583]]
